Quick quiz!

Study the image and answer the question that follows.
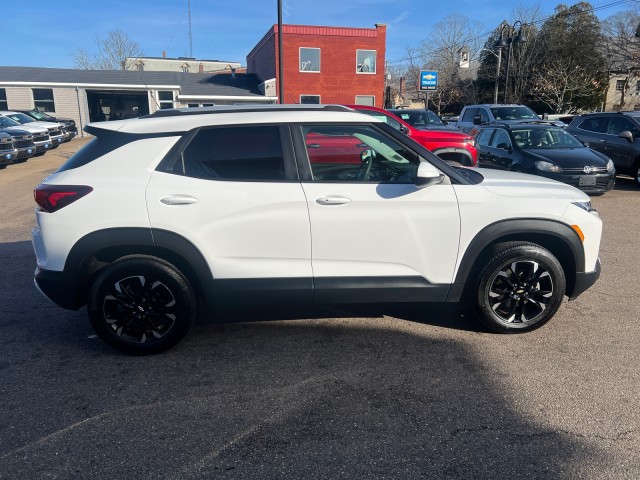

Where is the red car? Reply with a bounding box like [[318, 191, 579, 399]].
[[346, 105, 478, 166]]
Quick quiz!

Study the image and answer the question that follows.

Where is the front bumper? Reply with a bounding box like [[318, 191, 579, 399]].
[[538, 171, 615, 194], [569, 258, 601, 300]]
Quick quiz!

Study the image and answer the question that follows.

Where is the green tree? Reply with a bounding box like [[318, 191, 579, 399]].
[[529, 2, 607, 112]]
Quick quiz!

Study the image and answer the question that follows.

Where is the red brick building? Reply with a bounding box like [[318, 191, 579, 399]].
[[247, 24, 387, 107]]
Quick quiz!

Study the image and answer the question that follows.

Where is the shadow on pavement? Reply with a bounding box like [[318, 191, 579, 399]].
[[0, 239, 602, 479]]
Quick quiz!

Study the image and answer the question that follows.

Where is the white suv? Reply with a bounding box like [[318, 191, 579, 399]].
[[32, 105, 603, 354]]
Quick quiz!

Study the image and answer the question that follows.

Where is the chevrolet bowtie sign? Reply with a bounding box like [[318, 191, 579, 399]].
[[420, 70, 438, 91]]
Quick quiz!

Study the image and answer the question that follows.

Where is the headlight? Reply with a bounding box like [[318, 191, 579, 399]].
[[535, 160, 563, 173], [464, 138, 475, 147], [572, 200, 596, 213], [606, 159, 615, 172]]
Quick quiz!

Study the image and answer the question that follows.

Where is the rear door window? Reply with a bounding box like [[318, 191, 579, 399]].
[[171, 125, 291, 181]]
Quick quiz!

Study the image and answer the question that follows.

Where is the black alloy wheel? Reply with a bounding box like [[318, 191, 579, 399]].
[[474, 242, 566, 333], [88, 256, 196, 355]]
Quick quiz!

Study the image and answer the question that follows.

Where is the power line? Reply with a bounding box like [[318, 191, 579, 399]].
[[386, 0, 637, 65]]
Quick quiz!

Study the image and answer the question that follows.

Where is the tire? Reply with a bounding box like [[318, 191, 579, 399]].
[[473, 242, 566, 333], [634, 161, 640, 187], [87, 255, 196, 355]]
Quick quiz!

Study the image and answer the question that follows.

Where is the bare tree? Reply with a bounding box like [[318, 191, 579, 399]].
[[397, 14, 483, 114], [602, 11, 640, 109], [530, 61, 602, 112], [73, 30, 144, 70]]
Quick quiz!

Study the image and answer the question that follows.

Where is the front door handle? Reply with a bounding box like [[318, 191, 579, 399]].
[[316, 196, 352, 206], [160, 195, 199, 205]]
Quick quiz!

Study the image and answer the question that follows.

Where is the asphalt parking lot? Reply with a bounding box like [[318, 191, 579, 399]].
[[0, 138, 639, 479]]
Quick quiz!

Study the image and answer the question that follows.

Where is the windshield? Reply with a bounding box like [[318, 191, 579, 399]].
[[512, 128, 585, 149], [0, 116, 21, 127], [29, 110, 52, 121], [490, 106, 539, 121], [7, 113, 35, 124], [355, 109, 403, 131], [394, 110, 444, 127]]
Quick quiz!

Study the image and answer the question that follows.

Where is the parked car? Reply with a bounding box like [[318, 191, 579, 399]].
[[565, 111, 640, 186], [470, 122, 616, 195], [17, 109, 78, 141], [347, 105, 478, 166], [387, 108, 460, 132], [0, 127, 35, 163], [32, 105, 602, 354], [0, 111, 65, 148], [456, 104, 559, 133], [0, 131, 16, 168], [0, 115, 51, 156]]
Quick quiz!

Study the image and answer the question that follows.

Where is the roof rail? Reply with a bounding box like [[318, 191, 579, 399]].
[[142, 104, 353, 118]]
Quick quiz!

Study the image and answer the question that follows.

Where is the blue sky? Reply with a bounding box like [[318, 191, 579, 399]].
[[4, 0, 637, 69]]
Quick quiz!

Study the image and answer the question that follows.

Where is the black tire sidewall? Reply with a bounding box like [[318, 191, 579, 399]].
[[474, 243, 566, 333], [88, 256, 196, 355]]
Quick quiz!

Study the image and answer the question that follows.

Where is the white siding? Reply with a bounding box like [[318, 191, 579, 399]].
[[5, 87, 32, 109]]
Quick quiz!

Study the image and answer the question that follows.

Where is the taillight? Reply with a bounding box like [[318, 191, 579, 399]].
[[34, 184, 93, 213]]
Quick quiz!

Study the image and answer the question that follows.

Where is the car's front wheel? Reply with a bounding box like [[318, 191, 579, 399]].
[[634, 161, 640, 187], [88, 255, 196, 355], [473, 242, 566, 333]]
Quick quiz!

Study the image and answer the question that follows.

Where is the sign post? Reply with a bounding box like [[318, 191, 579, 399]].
[[419, 70, 438, 111]]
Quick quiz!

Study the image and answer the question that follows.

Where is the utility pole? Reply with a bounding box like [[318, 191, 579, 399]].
[[188, 0, 193, 57], [277, 0, 284, 104]]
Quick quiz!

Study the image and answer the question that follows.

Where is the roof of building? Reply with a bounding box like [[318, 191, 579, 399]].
[[0, 66, 266, 98]]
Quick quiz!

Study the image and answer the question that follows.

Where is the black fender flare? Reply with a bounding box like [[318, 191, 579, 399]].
[[445, 218, 585, 301], [63, 227, 214, 305]]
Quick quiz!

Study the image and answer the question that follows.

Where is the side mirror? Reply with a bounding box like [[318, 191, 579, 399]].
[[442, 119, 449, 125], [497, 142, 513, 153], [473, 115, 483, 125], [582, 141, 590, 148], [619, 130, 634, 143], [416, 162, 445, 188], [399, 125, 409, 135]]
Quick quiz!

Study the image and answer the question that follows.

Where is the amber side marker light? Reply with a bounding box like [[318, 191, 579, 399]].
[[571, 224, 585, 242]]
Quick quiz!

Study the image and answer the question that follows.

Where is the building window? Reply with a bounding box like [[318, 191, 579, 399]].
[[181, 64, 190, 73], [158, 91, 174, 110], [135, 61, 144, 72], [300, 95, 320, 104], [32, 88, 55, 112], [356, 50, 377, 74], [299, 48, 320, 72], [187, 104, 199, 108], [0, 89, 7, 110], [355, 95, 375, 106], [616, 80, 625, 91]]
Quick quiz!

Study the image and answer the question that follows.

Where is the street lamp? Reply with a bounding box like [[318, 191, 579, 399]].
[[482, 48, 503, 105], [496, 21, 527, 103]]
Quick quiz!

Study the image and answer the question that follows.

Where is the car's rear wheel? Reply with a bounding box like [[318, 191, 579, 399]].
[[473, 242, 565, 333], [88, 255, 196, 355]]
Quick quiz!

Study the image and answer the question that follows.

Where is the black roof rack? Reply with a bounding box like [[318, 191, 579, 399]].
[[142, 104, 353, 119]]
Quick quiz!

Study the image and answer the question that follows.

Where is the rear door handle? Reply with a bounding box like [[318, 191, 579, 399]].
[[160, 195, 199, 205], [316, 196, 352, 206]]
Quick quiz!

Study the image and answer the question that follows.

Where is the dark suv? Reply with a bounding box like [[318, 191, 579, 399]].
[[566, 112, 640, 186], [471, 122, 616, 195]]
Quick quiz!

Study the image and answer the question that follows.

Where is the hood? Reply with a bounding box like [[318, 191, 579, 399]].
[[0, 127, 32, 137], [413, 124, 461, 133], [5, 124, 48, 134], [26, 120, 64, 130], [523, 147, 609, 168], [410, 128, 472, 142], [476, 168, 589, 201]]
